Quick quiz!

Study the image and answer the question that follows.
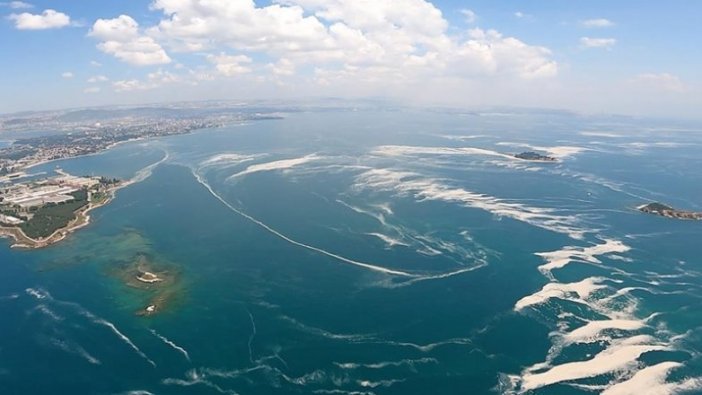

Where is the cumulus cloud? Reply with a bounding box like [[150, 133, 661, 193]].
[[87, 75, 109, 83], [267, 58, 296, 76], [89, 15, 171, 66], [9, 9, 70, 30], [580, 37, 616, 49], [112, 69, 180, 92], [460, 9, 477, 24], [582, 18, 615, 28], [207, 53, 253, 76], [146, 0, 556, 84], [61, 71, 74, 79], [633, 73, 686, 92]]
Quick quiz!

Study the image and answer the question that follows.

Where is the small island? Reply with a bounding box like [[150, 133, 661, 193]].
[[0, 171, 123, 248], [638, 202, 702, 220], [115, 253, 179, 317], [514, 151, 558, 162]]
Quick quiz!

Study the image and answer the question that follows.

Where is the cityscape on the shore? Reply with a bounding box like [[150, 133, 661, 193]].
[[0, 103, 286, 248]]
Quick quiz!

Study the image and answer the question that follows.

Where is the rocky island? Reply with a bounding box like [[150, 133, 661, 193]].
[[514, 151, 558, 162], [116, 253, 180, 317], [638, 202, 702, 220]]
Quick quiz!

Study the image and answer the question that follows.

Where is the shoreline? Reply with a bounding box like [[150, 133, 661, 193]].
[[22, 137, 147, 172], [0, 183, 123, 249]]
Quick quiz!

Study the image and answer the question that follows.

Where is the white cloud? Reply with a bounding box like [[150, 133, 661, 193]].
[[9, 9, 70, 30], [61, 71, 74, 79], [633, 73, 686, 92], [207, 53, 253, 76], [580, 37, 616, 49], [112, 69, 181, 92], [582, 18, 615, 28], [514, 11, 531, 19], [2, 1, 33, 9], [87, 75, 109, 83], [147, 0, 556, 84], [449, 29, 557, 79], [89, 15, 171, 66], [90, 60, 102, 67], [460, 9, 477, 24], [267, 58, 296, 76], [83, 87, 101, 94]]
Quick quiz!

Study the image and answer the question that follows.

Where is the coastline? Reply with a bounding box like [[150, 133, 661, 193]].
[[0, 183, 123, 249], [22, 137, 147, 172]]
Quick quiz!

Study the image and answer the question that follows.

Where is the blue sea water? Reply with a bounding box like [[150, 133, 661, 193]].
[[1, 109, 702, 394]]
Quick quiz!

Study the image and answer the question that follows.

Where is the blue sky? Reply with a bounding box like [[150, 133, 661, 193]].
[[1, 0, 700, 118]]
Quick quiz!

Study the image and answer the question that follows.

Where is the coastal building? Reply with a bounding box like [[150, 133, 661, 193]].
[[0, 214, 23, 225]]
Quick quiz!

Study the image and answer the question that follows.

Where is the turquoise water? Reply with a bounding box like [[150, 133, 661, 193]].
[[1, 110, 702, 394]]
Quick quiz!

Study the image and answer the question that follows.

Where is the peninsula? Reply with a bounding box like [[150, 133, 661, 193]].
[[0, 172, 123, 248], [638, 202, 702, 220]]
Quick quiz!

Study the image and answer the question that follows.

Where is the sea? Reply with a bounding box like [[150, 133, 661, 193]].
[[1, 109, 701, 395]]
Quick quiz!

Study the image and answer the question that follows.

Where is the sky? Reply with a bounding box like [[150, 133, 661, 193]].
[[0, 0, 700, 118]]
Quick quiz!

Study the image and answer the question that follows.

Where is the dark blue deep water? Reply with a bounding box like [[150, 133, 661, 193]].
[[1, 110, 702, 394]]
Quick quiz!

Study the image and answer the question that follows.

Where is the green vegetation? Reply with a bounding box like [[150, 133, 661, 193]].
[[19, 190, 89, 239], [99, 176, 120, 185], [515, 151, 557, 161], [91, 191, 109, 204], [641, 202, 673, 212]]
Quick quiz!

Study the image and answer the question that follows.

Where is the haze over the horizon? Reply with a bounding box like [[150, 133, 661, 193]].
[[1, 0, 700, 118]]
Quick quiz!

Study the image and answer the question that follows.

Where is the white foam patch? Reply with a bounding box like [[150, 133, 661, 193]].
[[439, 134, 488, 141], [90, 317, 156, 367], [0, 293, 19, 301], [125, 150, 170, 186], [600, 362, 702, 395], [537, 239, 631, 278], [163, 370, 238, 394], [247, 310, 257, 364], [335, 358, 437, 370], [376, 337, 473, 352], [282, 369, 326, 385], [579, 131, 625, 138], [514, 277, 607, 311], [562, 319, 645, 345], [366, 232, 409, 248], [357, 379, 404, 388], [193, 169, 414, 276], [279, 315, 376, 342], [520, 335, 668, 391], [354, 168, 588, 239], [372, 145, 516, 160], [26, 287, 51, 300], [200, 153, 259, 167], [50, 338, 101, 365], [24, 287, 155, 368], [150, 329, 191, 362], [227, 154, 321, 180], [33, 304, 63, 321]]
